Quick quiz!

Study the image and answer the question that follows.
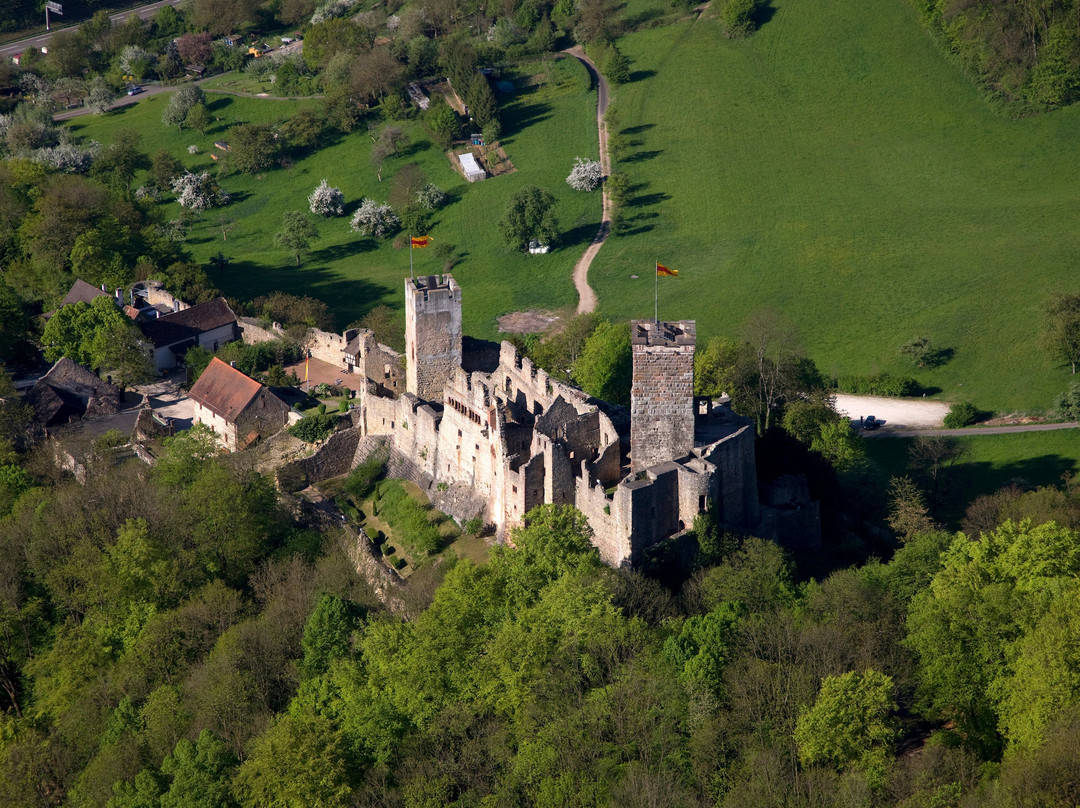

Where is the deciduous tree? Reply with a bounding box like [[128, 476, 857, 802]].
[[1045, 292, 1080, 374], [274, 211, 319, 266], [499, 185, 558, 251]]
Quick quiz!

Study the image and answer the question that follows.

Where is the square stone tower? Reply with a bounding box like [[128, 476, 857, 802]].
[[630, 320, 696, 472], [404, 274, 462, 401]]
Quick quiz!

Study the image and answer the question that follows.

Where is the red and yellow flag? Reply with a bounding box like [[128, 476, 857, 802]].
[[411, 236, 431, 248], [656, 264, 678, 277]]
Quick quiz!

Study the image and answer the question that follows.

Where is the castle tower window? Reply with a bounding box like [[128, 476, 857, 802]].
[[699, 495, 706, 511]]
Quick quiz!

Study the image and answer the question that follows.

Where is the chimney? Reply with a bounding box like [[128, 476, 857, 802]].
[[115, 288, 123, 304], [230, 361, 236, 368], [173, 300, 180, 312], [101, 283, 107, 292]]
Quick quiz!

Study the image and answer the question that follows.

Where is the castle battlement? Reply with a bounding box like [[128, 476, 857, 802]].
[[348, 276, 759, 568]]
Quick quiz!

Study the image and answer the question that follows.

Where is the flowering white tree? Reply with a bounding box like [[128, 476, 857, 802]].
[[566, 157, 603, 192], [31, 142, 98, 173], [414, 183, 447, 210], [171, 172, 229, 212], [309, 179, 345, 216], [349, 199, 399, 238], [119, 46, 155, 78]]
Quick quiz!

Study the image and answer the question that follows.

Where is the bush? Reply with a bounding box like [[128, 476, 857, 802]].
[[344, 450, 387, 501], [719, 0, 757, 37], [566, 157, 603, 192], [288, 413, 338, 442], [338, 399, 349, 413], [943, 401, 983, 429], [317, 403, 327, 415], [463, 516, 483, 535], [835, 373, 918, 397], [350, 199, 400, 238], [308, 179, 345, 216]]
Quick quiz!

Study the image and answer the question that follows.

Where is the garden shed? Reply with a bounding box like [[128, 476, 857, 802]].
[[458, 152, 486, 182]]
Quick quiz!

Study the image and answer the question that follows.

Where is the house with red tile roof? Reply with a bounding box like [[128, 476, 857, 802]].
[[188, 358, 290, 450]]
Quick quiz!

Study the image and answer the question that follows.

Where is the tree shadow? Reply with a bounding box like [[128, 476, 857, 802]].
[[621, 123, 655, 136], [622, 149, 663, 163], [753, 0, 778, 29], [562, 220, 604, 246], [627, 70, 657, 83], [624, 7, 667, 30], [500, 101, 553, 141], [630, 192, 671, 207], [306, 239, 380, 263], [207, 96, 233, 114]]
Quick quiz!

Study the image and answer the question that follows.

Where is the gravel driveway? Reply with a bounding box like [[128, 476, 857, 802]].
[[833, 394, 950, 431]]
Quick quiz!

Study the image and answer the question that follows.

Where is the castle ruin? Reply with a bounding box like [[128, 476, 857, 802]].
[[345, 274, 760, 568]]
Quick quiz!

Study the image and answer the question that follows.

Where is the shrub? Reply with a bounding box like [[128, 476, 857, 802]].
[[317, 403, 327, 415], [288, 413, 337, 442], [835, 373, 918, 397], [943, 401, 983, 428], [719, 0, 757, 38], [463, 516, 483, 535], [350, 199, 400, 238], [338, 399, 349, 413], [308, 179, 345, 216], [566, 157, 603, 191], [343, 450, 387, 501]]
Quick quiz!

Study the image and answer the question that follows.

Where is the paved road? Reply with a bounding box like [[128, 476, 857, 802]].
[[0, 0, 183, 60], [564, 46, 607, 315], [867, 422, 1080, 438]]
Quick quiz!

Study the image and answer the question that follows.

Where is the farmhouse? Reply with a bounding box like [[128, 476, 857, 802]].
[[140, 297, 239, 372], [188, 357, 291, 451]]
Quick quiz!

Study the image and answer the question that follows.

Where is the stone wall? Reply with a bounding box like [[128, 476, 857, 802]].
[[630, 320, 696, 472], [238, 316, 284, 345], [286, 427, 362, 485], [404, 275, 462, 401]]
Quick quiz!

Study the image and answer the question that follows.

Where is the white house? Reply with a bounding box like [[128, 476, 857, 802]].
[[141, 298, 239, 373]]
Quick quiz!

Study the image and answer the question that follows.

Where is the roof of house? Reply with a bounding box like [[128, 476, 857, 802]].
[[140, 297, 236, 348], [188, 357, 264, 423], [57, 278, 113, 310]]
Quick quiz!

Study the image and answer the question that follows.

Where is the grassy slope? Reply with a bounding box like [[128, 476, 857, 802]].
[[67, 56, 600, 338], [865, 430, 1080, 526], [594, 0, 1080, 412]]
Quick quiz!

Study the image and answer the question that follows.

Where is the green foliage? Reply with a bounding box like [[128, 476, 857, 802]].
[[301, 594, 355, 680], [159, 730, 238, 808], [424, 99, 460, 150], [499, 184, 559, 251], [343, 451, 387, 503], [227, 123, 282, 174], [288, 413, 338, 443], [663, 601, 743, 697], [906, 519, 1080, 755], [374, 482, 443, 556], [795, 670, 897, 786], [1055, 382, 1080, 421], [41, 296, 138, 369], [719, 0, 758, 38], [463, 517, 484, 536], [1047, 293, 1080, 376], [836, 373, 919, 397], [233, 714, 352, 808], [943, 401, 982, 429], [573, 320, 631, 405]]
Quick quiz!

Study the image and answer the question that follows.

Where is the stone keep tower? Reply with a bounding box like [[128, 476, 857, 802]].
[[630, 320, 696, 472], [405, 274, 462, 401]]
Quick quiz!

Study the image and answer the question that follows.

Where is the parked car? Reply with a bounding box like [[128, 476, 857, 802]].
[[127, 85, 143, 95], [863, 415, 879, 430]]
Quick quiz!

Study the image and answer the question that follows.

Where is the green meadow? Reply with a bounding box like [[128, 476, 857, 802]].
[[593, 0, 1080, 413], [66, 56, 601, 338], [864, 430, 1080, 527]]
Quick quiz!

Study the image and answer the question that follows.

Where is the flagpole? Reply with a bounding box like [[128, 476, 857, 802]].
[[409, 233, 414, 282], [654, 260, 658, 324]]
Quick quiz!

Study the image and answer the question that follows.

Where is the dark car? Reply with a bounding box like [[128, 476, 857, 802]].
[[863, 415, 879, 430]]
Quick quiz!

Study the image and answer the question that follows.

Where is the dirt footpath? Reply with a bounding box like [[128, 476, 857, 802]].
[[833, 394, 950, 431]]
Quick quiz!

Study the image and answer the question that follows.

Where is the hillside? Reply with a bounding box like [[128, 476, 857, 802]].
[[592, 0, 1080, 413]]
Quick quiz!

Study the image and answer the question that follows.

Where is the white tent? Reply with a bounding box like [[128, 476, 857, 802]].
[[458, 152, 486, 182]]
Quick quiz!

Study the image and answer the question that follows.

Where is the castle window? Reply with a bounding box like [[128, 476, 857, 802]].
[[458, 429, 462, 437], [475, 444, 479, 451], [512, 485, 517, 494], [699, 495, 706, 511]]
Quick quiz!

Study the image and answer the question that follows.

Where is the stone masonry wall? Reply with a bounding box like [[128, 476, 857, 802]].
[[405, 276, 462, 401], [630, 332, 695, 472]]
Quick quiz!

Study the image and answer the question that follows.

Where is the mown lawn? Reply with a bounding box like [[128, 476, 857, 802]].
[[864, 429, 1080, 527], [593, 0, 1080, 413], [66, 55, 601, 338]]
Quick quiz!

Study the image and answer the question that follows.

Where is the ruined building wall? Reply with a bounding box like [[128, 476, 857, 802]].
[[307, 327, 351, 366], [699, 424, 760, 531], [404, 275, 462, 401], [630, 320, 696, 472]]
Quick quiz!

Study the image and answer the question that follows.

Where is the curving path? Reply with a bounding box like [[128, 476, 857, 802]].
[[563, 47, 610, 314]]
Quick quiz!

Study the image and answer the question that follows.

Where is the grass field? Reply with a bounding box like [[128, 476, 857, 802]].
[[593, 0, 1080, 413], [864, 430, 1080, 526], [66, 56, 601, 338]]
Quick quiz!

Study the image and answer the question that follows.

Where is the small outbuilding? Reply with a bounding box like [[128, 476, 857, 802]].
[[458, 152, 486, 182]]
